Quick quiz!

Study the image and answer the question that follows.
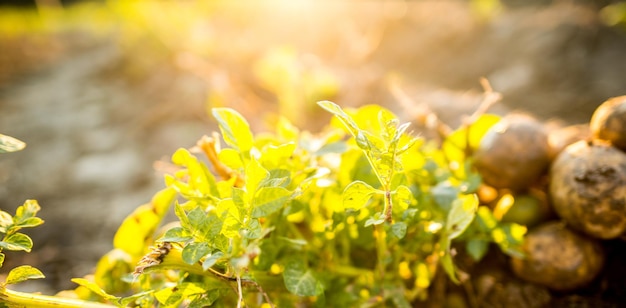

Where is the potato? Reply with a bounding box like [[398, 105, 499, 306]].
[[548, 123, 590, 159], [549, 140, 626, 239], [590, 95, 626, 151], [473, 115, 551, 191], [510, 222, 604, 291]]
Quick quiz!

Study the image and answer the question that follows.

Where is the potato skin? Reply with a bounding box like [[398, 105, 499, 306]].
[[510, 222, 604, 291], [590, 96, 626, 151], [549, 140, 626, 239], [473, 116, 551, 191], [548, 124, 590, 159]]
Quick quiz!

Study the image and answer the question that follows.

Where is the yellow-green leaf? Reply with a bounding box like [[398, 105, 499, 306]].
[[212, 108, 254, 153], [245, 158, 269, 200], [113, 188, 176, 256], [251, 187, 291, 218], [446, 194, 478, 240], [283, 257, 323, 296], [5, 265, 44, 285], [343, 181, 378, 210], [94, 249, 133, 294], [71, 278, 119, 303], [0, 134, 26, 153], [1, 232, 33, 252]]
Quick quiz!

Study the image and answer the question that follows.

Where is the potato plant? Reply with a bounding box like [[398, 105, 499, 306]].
[[0, 103, 526, 307]]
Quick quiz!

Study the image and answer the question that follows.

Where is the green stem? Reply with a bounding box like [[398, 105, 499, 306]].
[[330, 265, 374, 278], [374, 223, 388, 283], [0, 287, 115, 308]]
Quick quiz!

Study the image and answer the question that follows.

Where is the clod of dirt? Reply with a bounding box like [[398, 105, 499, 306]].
[[510, 222, 605, 291], [590, 96, 626, 151], [473, 115, 551, 192], [549, 140, 626, 239]]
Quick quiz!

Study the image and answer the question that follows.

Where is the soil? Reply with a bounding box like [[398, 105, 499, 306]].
[[1, 1, 626, 306]]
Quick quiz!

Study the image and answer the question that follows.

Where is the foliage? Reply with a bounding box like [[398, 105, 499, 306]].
[[0, 200, 45, 287], [0, 134, 26, 153], [58, 102, 526, 307]]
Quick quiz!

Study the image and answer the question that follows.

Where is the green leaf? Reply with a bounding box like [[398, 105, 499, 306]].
[[202, 251, 224, 270], [5, 265, 44, 285], [212, 108, 254, 153], [216, 199, 243, 239], [186, 208, 223, 242], [391, 222, 407, 239], [317, 101, 360, 137], [14, 217, 43, 229], [283, 257, 323, 296], [492, 223, 527, 258], [0, 232, 33, 252], [475, 206, 498, 231], [242, 219, 262, 239], [343, 181, 377, 210], [182, 242, 211, 265], [355, 131, 372, 151], [188, 289, 223, 308], [0, 134, 26, 153], [446, 194, 478, 240], [120, 291, 154, 307], [315, 141, 348, 155], [466, 239, 489, 261], [159, 226, 192, 242], [154, 283, 206, 306], [383, 281, 412, 308], [432, 182, 459, 212], [0, 253, 4, 268], [364, 212, 386, 227], [438, 237, 459, 284], [251, 187, 292, 218]]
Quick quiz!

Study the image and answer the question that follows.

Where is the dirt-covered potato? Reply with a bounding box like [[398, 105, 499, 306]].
[[590, 95, 626, 151], [510, 222, 605, 291], [550, 140, 626, 239], [473, 115, 551, 191]]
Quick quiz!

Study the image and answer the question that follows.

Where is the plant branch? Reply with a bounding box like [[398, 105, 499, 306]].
[[0, 287, 116, 308]]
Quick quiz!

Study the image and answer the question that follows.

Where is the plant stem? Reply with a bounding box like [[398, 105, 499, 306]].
[[374, 223, 388, 283], [384, 190, 393, 223], [330, 265, 374, 278], [0, 287, 115, 308]]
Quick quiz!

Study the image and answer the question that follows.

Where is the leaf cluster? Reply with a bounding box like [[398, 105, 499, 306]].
[[73, 102, 526, 307], [0, 200, 45, 288]]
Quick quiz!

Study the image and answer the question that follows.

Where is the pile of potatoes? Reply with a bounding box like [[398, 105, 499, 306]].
[[472, 95, 626, 291]]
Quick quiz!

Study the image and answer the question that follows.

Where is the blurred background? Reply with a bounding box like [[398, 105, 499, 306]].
[[1, 0, 626, 293]]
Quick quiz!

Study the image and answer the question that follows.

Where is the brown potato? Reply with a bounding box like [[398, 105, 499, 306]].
[[510, 222, 604, 291], [590, 95, 626, 151], [548, 123, 590, 159], [550, 140, 626, 239], [473, 115, 551, 191]]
